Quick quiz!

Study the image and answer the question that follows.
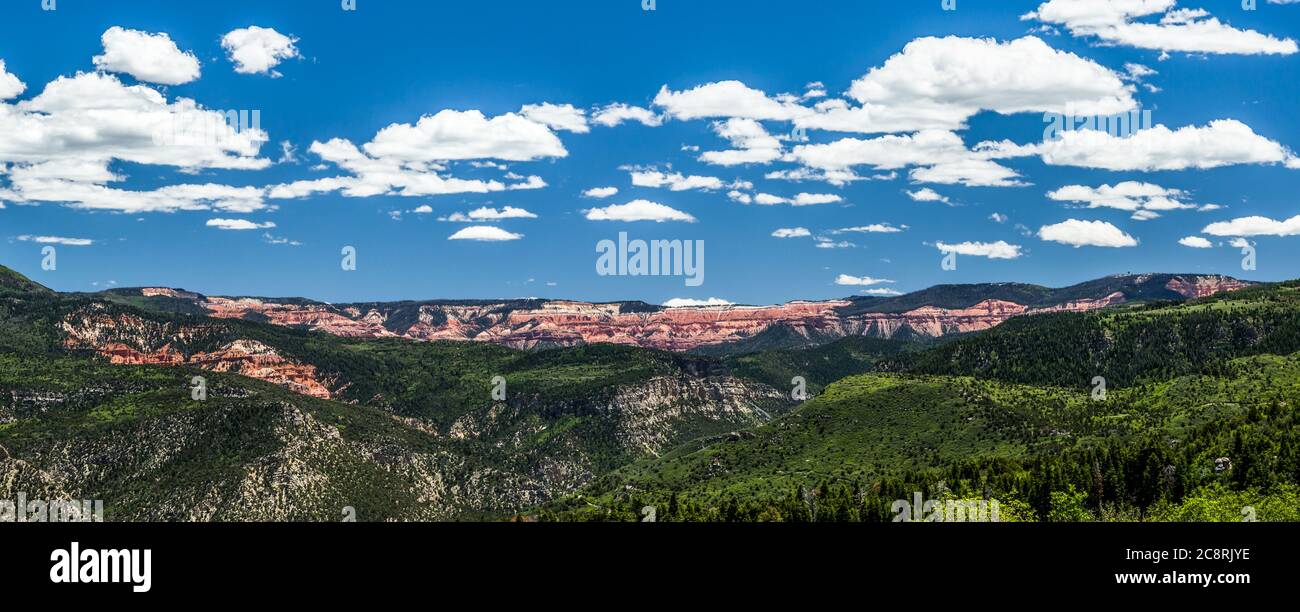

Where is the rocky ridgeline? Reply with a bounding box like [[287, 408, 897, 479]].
[[155, 274, 1255, 352]]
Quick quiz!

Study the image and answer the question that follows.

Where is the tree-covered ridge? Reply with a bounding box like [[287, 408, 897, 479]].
[[892, 282, 1300, 388], [835, 273, 1244, 316], [544, 352, 1300, 522], [0, 351, 466, 520], [0, 266, 50, 295], [542, 284, 1300, 521], [721, 335, 929, 395]]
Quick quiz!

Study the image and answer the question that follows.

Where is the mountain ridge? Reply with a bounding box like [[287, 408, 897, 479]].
[[95, 272, 1254, 353]]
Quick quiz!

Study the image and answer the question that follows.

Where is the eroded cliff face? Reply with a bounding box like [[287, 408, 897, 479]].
[[60, 305, 337, 399], [1164, 275, 1253, 299], [178, 294, 1129, 352], [127, 273, 1255, 354]]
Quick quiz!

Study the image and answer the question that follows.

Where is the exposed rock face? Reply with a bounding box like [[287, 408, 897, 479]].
[[61, 306, 336, 399], [1028, 292, 1128, 314], [203, 297, 400, 339], [196, 297, 1038, 351], [134, 274, 1254, 353], [1164, 275, 1253, 299], [141, 287, 203, 300]]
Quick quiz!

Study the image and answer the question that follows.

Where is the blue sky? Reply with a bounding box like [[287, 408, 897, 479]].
[[1, 0, 1299, 305]]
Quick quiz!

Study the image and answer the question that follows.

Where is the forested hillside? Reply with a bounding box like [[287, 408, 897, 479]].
[[544, 284, 1300, 522], [0, 266, 789, 519], [4, 265, 1296, 522]]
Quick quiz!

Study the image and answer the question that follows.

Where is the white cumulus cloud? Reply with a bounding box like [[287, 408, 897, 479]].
[[221, 26, 302, 76], [1202, 215, 1300, 237], [662, 298, 733, 308], [584, 199, 696, 223], [0, 59, 25, 99], [590, 103, 662, 128], [1046, 181, 1199, 220], [1033, 120, 1295, 171], [1178, 236, 1214, 248], [93, 27, 201, 85], [448, 226, 523, 241], [1038, 219, 1138, 248], [1023, 0, 1297, 56], [936, 240, 1024, 259], [907, 188, 950, 204], [628, 169, 727, 192], [520, 103, 589, 133]]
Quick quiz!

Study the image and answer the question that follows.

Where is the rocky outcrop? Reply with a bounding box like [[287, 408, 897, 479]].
[[1164, 275, 1253, 299], [61, 307, 336, 399]]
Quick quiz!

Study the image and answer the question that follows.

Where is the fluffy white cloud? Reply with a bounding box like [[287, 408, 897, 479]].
[[792, 130, 959, 170], [269, 113, 556, 200], [1033, 120, 1295, 171], [909, 158, 1027, 187], [699, 118, 783, 166], [93, 27, 201, 85], [583, 186, 619, 199], [1038, 219, 1138, 247], [441, 206, 537, 222], [772, 227, 811, 238], [907, 188, 950, 204], [742, 192, 842, 207], [206, 218, 275, 230], [447, 226, 523, 241], [936, 241, 1024, 259], [520, 103, 589, 133], [17, 235, 93, 246], [221, 26, 301, 76], [791, 130, 1027, 187], [6, 73, 263, 170], [835, 274, 896, 286], [663, 298, 733, 308], [584, 199, 696, 223], [628, 169, 727, 192], [1179, 236, 1214, 248], [765, 167, 882, 186], [590, 103, 662, 128], [655, 37, 1133, 137], [1125, 62, 1157, 81], [0, 60, 24, 99], [1023, 0, 1297, 55], [1202, 215, 1300, 237], [654, 81, 807, 122], [834, 36, 1135, 133], [0, 72, 272, 212], [1046, 181, 1200, 220], [365, 109, 566, 162]]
